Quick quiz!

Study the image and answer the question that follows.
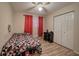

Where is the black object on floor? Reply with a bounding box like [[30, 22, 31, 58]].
[[44, 31, 54, 43]]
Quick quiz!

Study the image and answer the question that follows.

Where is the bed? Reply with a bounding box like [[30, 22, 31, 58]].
[[0, 33, 42, 56]]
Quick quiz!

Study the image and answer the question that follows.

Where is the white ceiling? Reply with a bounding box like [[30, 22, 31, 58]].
[[10, 2, 73, 15]]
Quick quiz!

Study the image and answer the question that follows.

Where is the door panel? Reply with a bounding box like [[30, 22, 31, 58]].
[[66, 12, 74, 49], [54, 16, 62, 44], [61, 13, 68, 47]]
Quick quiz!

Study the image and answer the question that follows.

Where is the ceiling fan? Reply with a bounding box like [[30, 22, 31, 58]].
[[23, 2, 51, 12]]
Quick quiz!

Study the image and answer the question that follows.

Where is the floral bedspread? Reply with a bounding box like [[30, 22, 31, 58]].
[[0, 33, 42, 56]]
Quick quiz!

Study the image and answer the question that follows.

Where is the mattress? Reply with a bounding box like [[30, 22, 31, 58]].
[[0, 33, 42, 56]]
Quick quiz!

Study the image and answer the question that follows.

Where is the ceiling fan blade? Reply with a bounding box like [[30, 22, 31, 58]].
[[37, 2, 43, 5], [23, 6, 36, 12], [42, 7, 48, 12], [32, 2, 40, 5], [44, 2, 50, 5]]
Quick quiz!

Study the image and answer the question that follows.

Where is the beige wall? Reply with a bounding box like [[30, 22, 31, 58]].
[[45, 3, 79, 53], [13, 12, 24, 33], [73, 4, 79, 53], [0, 3, 13, 52], [13, 12, 45, 37], [44, 14, 54, 32]]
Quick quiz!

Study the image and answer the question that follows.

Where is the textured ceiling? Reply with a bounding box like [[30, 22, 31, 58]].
[[10, 2, 73, 15]]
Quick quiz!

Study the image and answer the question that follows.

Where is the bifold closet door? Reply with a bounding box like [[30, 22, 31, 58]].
[[54, 15, 62, 45], [65, 12, 74, 49], [61, 14, 68, 48], [54, 12, 74, 49], [61, 12, 74, 49]]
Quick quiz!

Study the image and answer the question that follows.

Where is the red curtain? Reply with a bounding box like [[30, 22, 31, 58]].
[[24, 15, 33, 34], [38, 16, 43, 36]]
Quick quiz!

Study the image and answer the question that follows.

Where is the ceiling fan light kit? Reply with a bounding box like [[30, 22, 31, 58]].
[[38, 7, 43, 11]]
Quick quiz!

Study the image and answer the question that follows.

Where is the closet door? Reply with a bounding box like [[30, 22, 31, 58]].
[[61, 13, 68, 47], [61, 12, 74, 49], [54, 16, 62, 44], [66, 12, 74, 49], [54, 12, 74, 49]]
